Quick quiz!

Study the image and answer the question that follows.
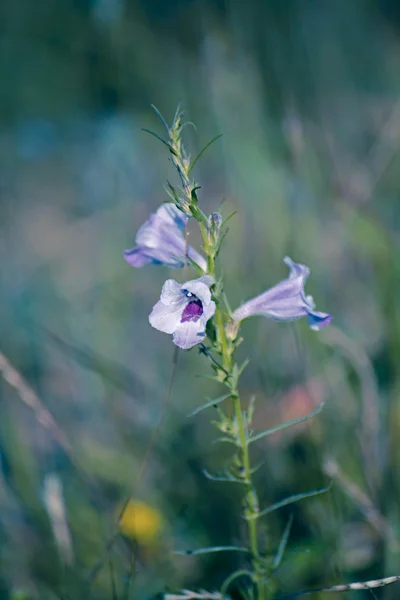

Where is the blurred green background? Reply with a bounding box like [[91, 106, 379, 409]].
[[1, 0, 400, 598]]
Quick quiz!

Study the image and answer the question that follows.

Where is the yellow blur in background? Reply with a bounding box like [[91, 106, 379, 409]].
[[118, 500, 163, 544]]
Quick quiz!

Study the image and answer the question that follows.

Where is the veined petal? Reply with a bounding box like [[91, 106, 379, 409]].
[[123, 247, 153, 267], [149, 276, 216, 349], [233, 258, 331, 330], [173, 320, 207, 349], [149, 300, 184, 334], [124, 203, 206, 270], [203, 300, 216, 320], [284, 256, 310, 280], [156, 203, 187, 229], [232, 277, 306, 321], [160, 279, 185, 305], [182, 276, 214, 304]]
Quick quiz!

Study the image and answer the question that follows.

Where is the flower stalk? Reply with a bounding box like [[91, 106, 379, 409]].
[[199, 224, 265, 599]]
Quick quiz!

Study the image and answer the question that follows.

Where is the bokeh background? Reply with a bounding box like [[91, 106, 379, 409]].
[[1, 0, 400, 598]]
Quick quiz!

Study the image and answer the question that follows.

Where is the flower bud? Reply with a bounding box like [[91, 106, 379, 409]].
[[208, 212, 223, 248]]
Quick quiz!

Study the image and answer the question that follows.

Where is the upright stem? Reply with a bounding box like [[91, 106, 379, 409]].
[[199, 209, 265, 599], [233, 391, 264, 588], [220, 343, 264, 599]]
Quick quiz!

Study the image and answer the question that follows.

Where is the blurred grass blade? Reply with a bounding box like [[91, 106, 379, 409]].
[[187, 393, 231, 418], [44, 330, 146, 397], [251, 484, 332, 519], [174, 545, 250, 556], [248, 404, 324, 444]]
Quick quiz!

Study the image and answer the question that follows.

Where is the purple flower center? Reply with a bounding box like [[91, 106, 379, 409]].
[[181, 298, 203, 323]]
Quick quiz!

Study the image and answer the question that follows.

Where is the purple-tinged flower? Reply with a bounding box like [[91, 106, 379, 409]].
[[232, 257, 332, 331], [124, 203, 206, 270], [149, 276, 216, 349]]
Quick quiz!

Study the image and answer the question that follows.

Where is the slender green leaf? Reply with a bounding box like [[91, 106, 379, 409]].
[[250, 484, 332, 520], [222, 211, 238, 228], [172, 102, 183, 127], [181, 120, 197, 132], [187, 393, 231, 418], [150, 104, 169, 132], [188, 134, 223, 174], [248, 403, 324, 444], [186, 254, 205, 274], [238, 358, 250, 376], [215, 228, 229, 257], [212, 436, 238, 446], [141, 128, 173, 150], [222, 292, 233, 316], [202, 468, 243, 484], [174, 545, 250, 556], [221, 569, 254, 597], [249, 460, 265, 475], [273, 514, 293, 569]]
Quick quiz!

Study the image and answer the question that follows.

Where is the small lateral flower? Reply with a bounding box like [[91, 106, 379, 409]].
[[232, 257, 332, 330], [123, 203, 206, 270], [149, 275, 216, 349]]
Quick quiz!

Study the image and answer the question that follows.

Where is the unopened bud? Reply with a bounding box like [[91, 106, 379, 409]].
[[208, 212, 223, 247], [225, 320, 239, 341]]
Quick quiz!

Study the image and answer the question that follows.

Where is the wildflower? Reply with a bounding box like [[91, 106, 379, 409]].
[[149, 275, 216, 349], [118, 500, 163, 543], [232, 257, 331, 330], [123, 203, 206, 270]]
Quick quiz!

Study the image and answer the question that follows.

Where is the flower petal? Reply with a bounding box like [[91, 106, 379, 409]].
[[233, 258, 331, 330], [284, 256, 310, 281], [182, 275, 214, 304], [123, 247, 153, 267], [203, 300, 216, 320], [160, 279, 185, 305], [172, 320, 207, 349], [124, 203, 206, 270], [156, 203, 187, 229], [232, 277, 306, 321], [149, 300, 184, 334], [307, 310, 332, 331]]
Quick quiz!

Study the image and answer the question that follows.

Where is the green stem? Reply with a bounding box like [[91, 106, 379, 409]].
[[194, 191, 265, 599], [232, 390, 264, 600]]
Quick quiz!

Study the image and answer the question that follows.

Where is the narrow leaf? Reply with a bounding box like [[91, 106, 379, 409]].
[[188, 134, 223, 174], [150, 104, 170, 132], [251, 484, 332, 520], [187, 393, 231, 418], [237, 358, 250, 376], [202, 468, 243, 484], [181, 120, 197, 132], [248, 403, 324, 444], [221, 211, 238, 228], [220, 569, 254, 597], [174, 546, 250, 556], [142, 128, 172, 150], [212, 436, 238, 446], [172, 102, 183, 127], [186, 254, 205, 274], [273, 514, 293, 569]]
